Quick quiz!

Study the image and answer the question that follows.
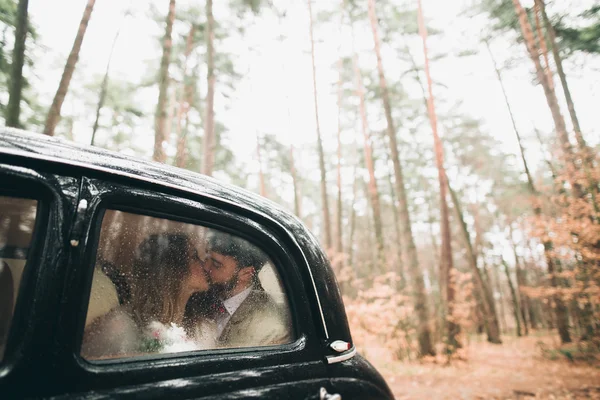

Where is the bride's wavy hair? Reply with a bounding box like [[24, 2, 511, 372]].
[[129, 233, 192, 326]]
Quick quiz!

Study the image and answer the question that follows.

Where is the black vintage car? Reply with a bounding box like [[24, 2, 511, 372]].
[[0, 128, 394, 399]]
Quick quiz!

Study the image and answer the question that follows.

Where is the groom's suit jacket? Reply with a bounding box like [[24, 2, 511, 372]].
[[218, 289, 292, 348]]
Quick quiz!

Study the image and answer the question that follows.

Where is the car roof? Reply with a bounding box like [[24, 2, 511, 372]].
[[0, 127, 351, 343], [0, 127, 293, 222]]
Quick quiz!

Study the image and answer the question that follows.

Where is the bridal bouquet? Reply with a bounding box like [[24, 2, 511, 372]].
[[140, 321, 200, 354]]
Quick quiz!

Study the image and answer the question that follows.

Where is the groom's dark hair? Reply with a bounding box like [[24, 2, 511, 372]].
[[207, 231, 268, 272]]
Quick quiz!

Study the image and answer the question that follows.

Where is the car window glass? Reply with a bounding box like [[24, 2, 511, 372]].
[[0, 196, 38, 360], [81, 209, 294, 361]]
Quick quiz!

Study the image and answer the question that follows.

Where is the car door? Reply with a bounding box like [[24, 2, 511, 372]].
[[50, 176, 338, 399], [0, 160, 80, 399]]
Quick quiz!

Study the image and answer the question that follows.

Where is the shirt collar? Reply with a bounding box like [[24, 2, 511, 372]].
[[223, 286, 252, 316]]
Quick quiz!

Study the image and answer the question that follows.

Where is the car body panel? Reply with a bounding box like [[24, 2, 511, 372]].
[[0, 128, 394, 399]]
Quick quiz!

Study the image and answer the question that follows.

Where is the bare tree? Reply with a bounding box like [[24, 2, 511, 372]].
[[202, 0, 216, 175], [511, 0, 573, 166], [44, 0, 96, 136], [256, 132, 266, 197], [449, 183, 502, 344], [367, 0, 435, 356], [152, 0, 176, 163], [6, 0, 28, 128], [351, 42, 386, 267], [532, 1, 554, 91], [91, 23, 123, 146], [175, 24, 197, 168], [335, 56, 344, 255], [290, 144, 301, 217], [307, 0, 332, 249], [536, 0, 593, 159], [502, 258, 523, 337], [417, 0, 460, 351]]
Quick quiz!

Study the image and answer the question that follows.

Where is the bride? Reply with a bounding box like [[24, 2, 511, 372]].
[[82, 233, 217, 359]]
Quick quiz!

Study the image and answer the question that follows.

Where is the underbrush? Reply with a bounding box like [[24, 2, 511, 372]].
[[536, 339, 600, 363]]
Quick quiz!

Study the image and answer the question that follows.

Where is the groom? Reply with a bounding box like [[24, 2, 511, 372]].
[[203, 231, 292, 348]]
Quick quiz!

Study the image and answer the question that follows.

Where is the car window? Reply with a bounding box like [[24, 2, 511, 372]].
[[81, 209, 294, 361], [0, 196, 38, 360]]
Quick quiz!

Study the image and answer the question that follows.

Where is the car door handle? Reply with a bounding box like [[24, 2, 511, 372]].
[[320, 387, 342, 400]]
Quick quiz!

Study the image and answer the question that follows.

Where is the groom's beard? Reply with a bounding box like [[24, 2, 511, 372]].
[[212, 270, 240, 298]]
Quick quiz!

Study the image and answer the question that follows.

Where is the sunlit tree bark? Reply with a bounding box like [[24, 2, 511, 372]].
[[511, 0, 574, 169], [417, 0, 460, 352], [532, 1, 554, 91], [367, 0, 435, 356], [6, 0, 28, 128], [536, 0, 588, 152], [44, 0, 96, 136]]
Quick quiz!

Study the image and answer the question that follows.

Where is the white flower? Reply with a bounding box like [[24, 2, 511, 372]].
[[144, 321, 202, 353]]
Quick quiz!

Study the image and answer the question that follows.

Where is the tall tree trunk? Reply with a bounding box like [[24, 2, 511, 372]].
[[91, 26, 122, 146], [417, 0, 459, 352], [202, 0, 216, 176], [307, 0, 332, 249], [511, 0, 574, 168], [256, 132, 266, 197], [6, 0, 28, 128], [536, 0, 586, 152], [426, 195, 443, 344], [152, 0, 176, 163], [290, 145, 301, 217], [274, 10, 301, 218], [532, 1, 554, 91], [491, 15, 572, 342], [335, 56, 344, 255], [537, 0, 597, 207], [484, 39, 536, 193], [509, 224, 529, 336], [347, 170, 358, 272], [174, 24, 196, 168], [502, 258, 523, 337], [448, 183, 502, 344], [533, 127, 558, 178], [44, 0, 96, 136], [363, 181, 378, 275], [545, 242, 572, 342], [367, 0, 435, 356], [489, 261, 508, 333], [351, 46, 386, 268], [384, 151, 405, 290]]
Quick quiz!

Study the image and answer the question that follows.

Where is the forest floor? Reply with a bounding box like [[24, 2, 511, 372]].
[[367, 332, 600, 399]]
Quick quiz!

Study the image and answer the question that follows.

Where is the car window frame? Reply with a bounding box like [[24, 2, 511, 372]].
[[0, 170, 56, 371], [71, 178, 321, 376]]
